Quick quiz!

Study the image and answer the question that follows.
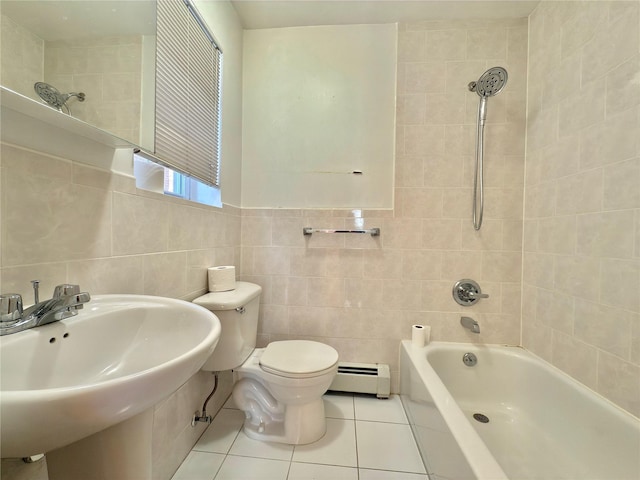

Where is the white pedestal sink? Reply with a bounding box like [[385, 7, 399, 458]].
[[0, 295, 221, 479]]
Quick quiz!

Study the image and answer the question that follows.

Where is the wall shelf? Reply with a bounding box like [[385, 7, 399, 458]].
[[1, 87, 136, 149], [1, 87, 136, 175]]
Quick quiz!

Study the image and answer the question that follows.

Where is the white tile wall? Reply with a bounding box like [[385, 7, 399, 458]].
[[523, 0, 640, 417], [0, 142, 240, 479], [44, 36, 143, 144], [0, 14, 44, 101]]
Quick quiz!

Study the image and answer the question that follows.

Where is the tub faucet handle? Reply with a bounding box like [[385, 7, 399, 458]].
[[452, 279, 489, 306], [468, 291, 489, 299]]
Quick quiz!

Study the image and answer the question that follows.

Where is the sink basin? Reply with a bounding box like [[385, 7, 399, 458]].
[[0, 294, 220, 458]]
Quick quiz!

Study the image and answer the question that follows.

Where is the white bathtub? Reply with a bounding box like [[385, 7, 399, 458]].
[[400, 340, 640, 480]]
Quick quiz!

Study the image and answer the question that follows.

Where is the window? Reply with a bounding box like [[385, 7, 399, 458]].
[[134, 152, 221, 207], [164, 169, 221, 207], [151, 0, 222, 188]]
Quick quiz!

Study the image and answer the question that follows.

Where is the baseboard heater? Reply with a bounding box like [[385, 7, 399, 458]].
[[328, 362, 390, 399]]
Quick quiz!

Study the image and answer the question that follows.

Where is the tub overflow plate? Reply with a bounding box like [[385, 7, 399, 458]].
[[462, 352, 477, 366]]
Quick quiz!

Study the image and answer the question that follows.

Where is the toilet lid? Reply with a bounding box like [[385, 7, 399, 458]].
[[259, 341, 339, 378]]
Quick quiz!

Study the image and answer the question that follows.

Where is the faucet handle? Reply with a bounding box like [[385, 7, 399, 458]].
[[452, 279, 489, 306], [1, 294, 23, 323], [53, 284, 81, 299], [467, 291, 489, 299], [53, 284, 89, 311]]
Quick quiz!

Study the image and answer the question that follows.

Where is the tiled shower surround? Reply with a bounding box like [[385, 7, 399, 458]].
[[0, 3, 638, 480], [523, 1, 640, 417]]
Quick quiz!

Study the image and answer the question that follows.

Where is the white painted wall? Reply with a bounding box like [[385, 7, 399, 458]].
[[242, 24, 397, 208], [194, 0, 244, 207]]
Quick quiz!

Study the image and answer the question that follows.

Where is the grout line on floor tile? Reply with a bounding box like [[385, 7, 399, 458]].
[[353, 416, 360, 472], [287, 459, 354, 468], [355, 418, 410, 426], [360, 466, 427, 474], [224, 452, 292, 461], [212, 456, 224, 480], [222, 452, 293, 467], [285, 458, 293, 480], [352, 395, 360, 480]]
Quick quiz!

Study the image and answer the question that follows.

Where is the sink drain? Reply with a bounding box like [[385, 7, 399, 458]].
[[473, 413, 490, 423]]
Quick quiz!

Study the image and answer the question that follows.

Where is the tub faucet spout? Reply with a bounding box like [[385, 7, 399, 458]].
[[461, 316, 480, 334]]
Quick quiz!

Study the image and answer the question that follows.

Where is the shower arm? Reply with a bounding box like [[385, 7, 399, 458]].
[[62, 92, 86, 102]]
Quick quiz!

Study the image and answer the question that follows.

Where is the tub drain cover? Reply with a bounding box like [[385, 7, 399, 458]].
[[473, 413, 490, 423]]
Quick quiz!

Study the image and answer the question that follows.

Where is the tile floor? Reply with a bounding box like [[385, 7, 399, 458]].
[[171, 393, 428, 480]]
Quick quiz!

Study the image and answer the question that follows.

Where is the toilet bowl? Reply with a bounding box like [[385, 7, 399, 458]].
[[193, 282, 339, 445], [233, 341, 338, 444]]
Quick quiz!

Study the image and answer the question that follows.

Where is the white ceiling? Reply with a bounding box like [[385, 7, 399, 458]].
[[0, 1, 539, 41], [0, 1, 156, 42], [230, 0, 540, 30]]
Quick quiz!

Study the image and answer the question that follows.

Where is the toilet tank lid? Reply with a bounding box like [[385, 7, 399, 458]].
[[193, 282, 262, 310]]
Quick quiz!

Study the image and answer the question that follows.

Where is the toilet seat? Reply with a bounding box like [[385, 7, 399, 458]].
[[259, 340, 339, 379]]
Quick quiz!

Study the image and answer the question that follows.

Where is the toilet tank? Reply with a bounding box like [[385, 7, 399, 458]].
[[193, 282, 262, 371]]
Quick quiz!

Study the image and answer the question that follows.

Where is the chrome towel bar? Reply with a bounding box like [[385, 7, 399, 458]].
[[303, 227, 380, 236]]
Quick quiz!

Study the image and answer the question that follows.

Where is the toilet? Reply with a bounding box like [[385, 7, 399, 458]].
[[193, 282, 339, 445]]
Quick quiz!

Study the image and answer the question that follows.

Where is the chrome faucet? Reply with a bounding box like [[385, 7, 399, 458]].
[[0, 283, 90, 336], [460, 316, 480, 334], [453, 279, 489, 306]]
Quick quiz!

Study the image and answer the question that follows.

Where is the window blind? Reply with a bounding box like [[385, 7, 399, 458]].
[[155, 0, 222, 187]]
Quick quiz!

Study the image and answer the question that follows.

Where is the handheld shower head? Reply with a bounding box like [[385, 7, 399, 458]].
[[468, 66, 508, 125], [468, 66, 508, 231], [473, 67, 508, 97]]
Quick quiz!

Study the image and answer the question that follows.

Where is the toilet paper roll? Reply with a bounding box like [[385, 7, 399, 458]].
[[208, 266, 236, 292], [412, 324, 430, 348], [423, 325, 431, 344]]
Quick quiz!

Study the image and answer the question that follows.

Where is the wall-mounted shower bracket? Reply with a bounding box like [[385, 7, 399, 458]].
[[452, 279, 489, 306]]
